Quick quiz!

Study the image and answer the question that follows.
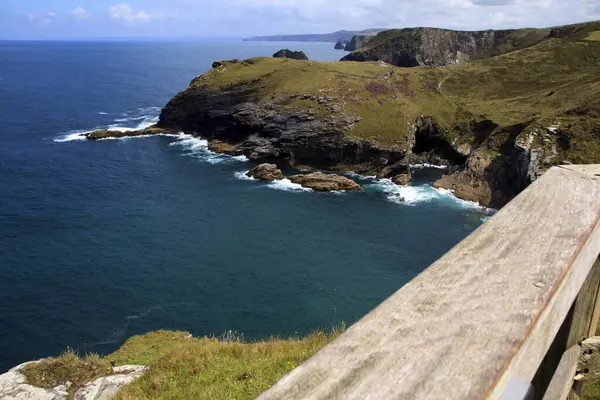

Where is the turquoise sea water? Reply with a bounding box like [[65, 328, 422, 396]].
[[0, 39, 485, 371]]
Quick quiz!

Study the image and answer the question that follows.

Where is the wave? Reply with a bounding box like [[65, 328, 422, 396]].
[[168, 134, 248, 165], [113, 116, 148, 123], [410, 163, 448, 170], [367, 178, 486, 209], [234, 171, 255, 181], [234, 171, 312, 192], [54, 116, 160, 142], [267, 178, 312, 192], [97, 112, 109, 115]]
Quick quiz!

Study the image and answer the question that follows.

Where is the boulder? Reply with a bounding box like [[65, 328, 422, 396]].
[[377, 160, 410, 179], [392, 174, 411, 186], [74, 366, 148, 400], [247, 164, 284, 181], [288, 172, 361, 192], [208, 140, 236, 155], [273, 49, 309, 61]]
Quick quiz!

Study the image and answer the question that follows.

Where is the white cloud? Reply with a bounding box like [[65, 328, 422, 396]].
[[25, 12, 56, 24], [109, 3, 156, 22], [581, 0, 600, 16], [70, 7, 90, 21]]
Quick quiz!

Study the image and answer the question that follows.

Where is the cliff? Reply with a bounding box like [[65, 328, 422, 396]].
[[341, 21, 600, 67], [86, 21, 600, 209], [344, 35, 373, 51]]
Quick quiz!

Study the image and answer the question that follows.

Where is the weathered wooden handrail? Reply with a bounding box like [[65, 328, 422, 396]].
[[257, 165, 600, 400]]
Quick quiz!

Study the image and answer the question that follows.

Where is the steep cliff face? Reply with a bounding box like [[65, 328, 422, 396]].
[[342, 27, 551, 67], [344, 35, 372, 51]]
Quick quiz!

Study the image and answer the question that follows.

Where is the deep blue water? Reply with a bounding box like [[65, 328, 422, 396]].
[[0, 40, 485, 372]]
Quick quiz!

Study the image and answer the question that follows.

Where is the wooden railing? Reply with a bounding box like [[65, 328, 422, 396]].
[[257, 165, 600, 400]]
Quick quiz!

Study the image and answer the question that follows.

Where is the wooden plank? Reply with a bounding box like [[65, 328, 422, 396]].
[[542, 345, 580, 400], [588, 283, 600, 337], [567, 258, 600, 348], [535, 259, 600, 397], [256, 166, 600, 400], [560, 165, 600, 178], [567, 389, 581, 400]]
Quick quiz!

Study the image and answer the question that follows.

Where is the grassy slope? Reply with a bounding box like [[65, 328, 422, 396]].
[[200, 34, 600, 163], [197, 58, 456, 147], [22, 330, 341, 400]]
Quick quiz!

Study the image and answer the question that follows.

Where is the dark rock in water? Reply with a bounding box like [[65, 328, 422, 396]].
[[247, 164, 284, 181], [392, 174, 411, 186], [344, 35, 371, 51], [86, 125, 173, 140], [273, 49, 309, 60], [377, 160, 410, 179], [288, 172, 361, 192], [334, 41, 348, 50]]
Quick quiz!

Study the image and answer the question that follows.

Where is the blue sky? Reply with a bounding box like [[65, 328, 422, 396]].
[[1, 0, 599, 39]]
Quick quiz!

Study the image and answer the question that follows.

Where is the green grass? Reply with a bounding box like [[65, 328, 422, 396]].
[[586, 31, 600, 41], [21, 349, 111, 399], [23, 328, 343, 400]]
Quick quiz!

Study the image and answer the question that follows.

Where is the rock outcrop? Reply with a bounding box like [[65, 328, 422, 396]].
[[74, 366, 148, 400], [288, 172, 361, 191], [273, 49, 309, 60], [247, 164, 284, 181], [0, 362, 147, 400], [0, 362, 67, 400], [86, 126, 174, 140]]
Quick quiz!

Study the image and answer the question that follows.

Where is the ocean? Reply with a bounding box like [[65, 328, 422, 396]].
[[0, 39, 486, 372]]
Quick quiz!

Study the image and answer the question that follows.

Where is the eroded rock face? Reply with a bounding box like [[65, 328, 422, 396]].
[[74, 366, 148, 400], [157, 82, 407, 174], [288, 172, 361, 192], [247, 164, 284, 181], [342, 27, 550, 67], [0, 362, 67, 400], [344, 35, 371, 51]]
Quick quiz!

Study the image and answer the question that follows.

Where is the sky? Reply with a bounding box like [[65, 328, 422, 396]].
[[0, 0, 599, 40]]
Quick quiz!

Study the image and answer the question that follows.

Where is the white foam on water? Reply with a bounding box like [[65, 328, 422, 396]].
[[234, 171, 311, 192], [374, 179, 440, 205], [234, 171, 255, 181], [168, 133, 247, 165], [54, 131, 89, 142], [113, 116, 148, 123], [267, 178, 312, 192], [369, 178, 484, 209], [410, 163, 448, 170], [97, 112, 109, 115]]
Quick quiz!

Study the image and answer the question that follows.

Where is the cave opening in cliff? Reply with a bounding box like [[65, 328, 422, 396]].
[[413, 129, 468, 165]]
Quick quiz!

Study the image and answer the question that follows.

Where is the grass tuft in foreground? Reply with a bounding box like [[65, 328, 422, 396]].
[[22, 349, 111, 398], [23, 327, 344, 400]]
